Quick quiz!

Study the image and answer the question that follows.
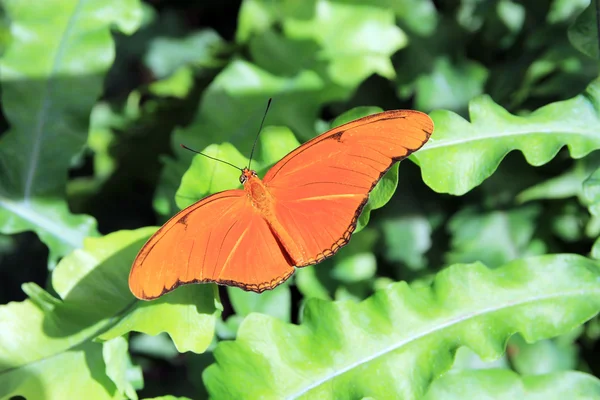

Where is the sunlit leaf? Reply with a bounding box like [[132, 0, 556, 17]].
[[0, 341, 120, 399], [415, 78, 600, 195], [239, 0, 407, 87], [204, 254, 600, 398], [103, 336, 143, 400], [144, 29, 226, 78], [424, 370, 600, 399]]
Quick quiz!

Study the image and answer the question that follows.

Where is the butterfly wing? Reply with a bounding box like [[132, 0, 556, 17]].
[[263, 110, 433, 266], [129, 190, 295, 299]]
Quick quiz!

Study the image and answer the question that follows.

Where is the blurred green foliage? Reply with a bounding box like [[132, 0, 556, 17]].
[[1, 0, 600, 399]]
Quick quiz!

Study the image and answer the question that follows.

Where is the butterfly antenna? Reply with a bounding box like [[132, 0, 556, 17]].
[[248, 98, 272, 170], [180, 144, 243, 172]]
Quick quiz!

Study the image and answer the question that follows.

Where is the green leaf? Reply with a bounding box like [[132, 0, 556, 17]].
[[518, 152, 600, 204], [175, 143, 248, 210], [508, 335, 578, 375], [0, 297, 108, 387], [381, 215, 432, 270], [228, 284, 291, 321], [239, 0, 407, 87], [283, 1, 407, 87], [129, 333, 180, 361], [222, 284, 292, 338], [0, 227, 219, 397], [175, 125, 300, 211], [548, 0, 590, 24], [450, 346, 508, 371], [0, 198, 99, 268], [415, 78, 600, 195], [0, 341, 120, 399], [551, 201, 589, 242], [424, 370, 600, 399], [144, 29, 226, 78], [296, 228, 379, 301], [414, 57, 489, 113], [48, 229, 219, 354], [583, 163, 600, 216], [0, 0, 143, 265], [204, 254, 600, 398], [155, 61, 323, 217], [568, 1, 600, 59], [103, 336, 143, 400], [330, 253, 376, 283], [148, 66, 195, 99], [388, 0, 437, 36], [446, 205, 546, 268]]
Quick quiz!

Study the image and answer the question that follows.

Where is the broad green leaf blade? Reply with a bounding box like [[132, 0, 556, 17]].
[[239, 0, 407, 87], [103, 336, 143, 400], [282, 0, 407, 87], [0, 0, 143, 265], [549, 0, 590, 24], [295, 228, 379, 301], [99, 283, 220, 354], [583, 165, 600, 216], [446, 205, 545, 268], [228, 284, 291, 321], [144, 29, 226, 78], [0, 228, 218, 398], [424, 370, 600, 399], [148, 66, 195, 99], [381, 215, 432, 270], [0, 297, 108, 378], [518, 153, 600, 203], [568, 1, 600, 59], [49, 229, 220, 354], [0, 341, 120, 400], [415, 78, 600, 195], [414, 57, 488, 113], [222, 284, 292, 338], [175, 143, 249, 210], [204, 254, 600, 399], [508, 334, 578, 375], [0, 198, 98, 268]]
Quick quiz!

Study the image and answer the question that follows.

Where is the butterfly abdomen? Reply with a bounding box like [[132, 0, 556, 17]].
[[243, 174, 308, 265]]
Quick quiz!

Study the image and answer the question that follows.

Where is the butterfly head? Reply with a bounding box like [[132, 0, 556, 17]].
[[240, 168, 258, 185]]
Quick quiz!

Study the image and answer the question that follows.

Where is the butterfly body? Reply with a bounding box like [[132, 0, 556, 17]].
[[130, 109, 433, 300], [241, 168, 306, 265]]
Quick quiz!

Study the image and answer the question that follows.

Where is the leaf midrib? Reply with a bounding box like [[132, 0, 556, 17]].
[[420, 126, 599, 151], [288, 288, 599, 399], [23, 0, 86, 201], [0, 196, 83, 249]]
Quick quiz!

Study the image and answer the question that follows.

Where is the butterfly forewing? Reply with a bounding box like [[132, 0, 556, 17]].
[[264, 110, 433, 266], [129, 190, 294, 299]]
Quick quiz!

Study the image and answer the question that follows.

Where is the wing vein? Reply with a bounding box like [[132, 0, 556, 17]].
[[212, 219, 241, 279]]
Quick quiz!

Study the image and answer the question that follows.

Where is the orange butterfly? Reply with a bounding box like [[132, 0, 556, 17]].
[[129, 109, 433, 300]]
